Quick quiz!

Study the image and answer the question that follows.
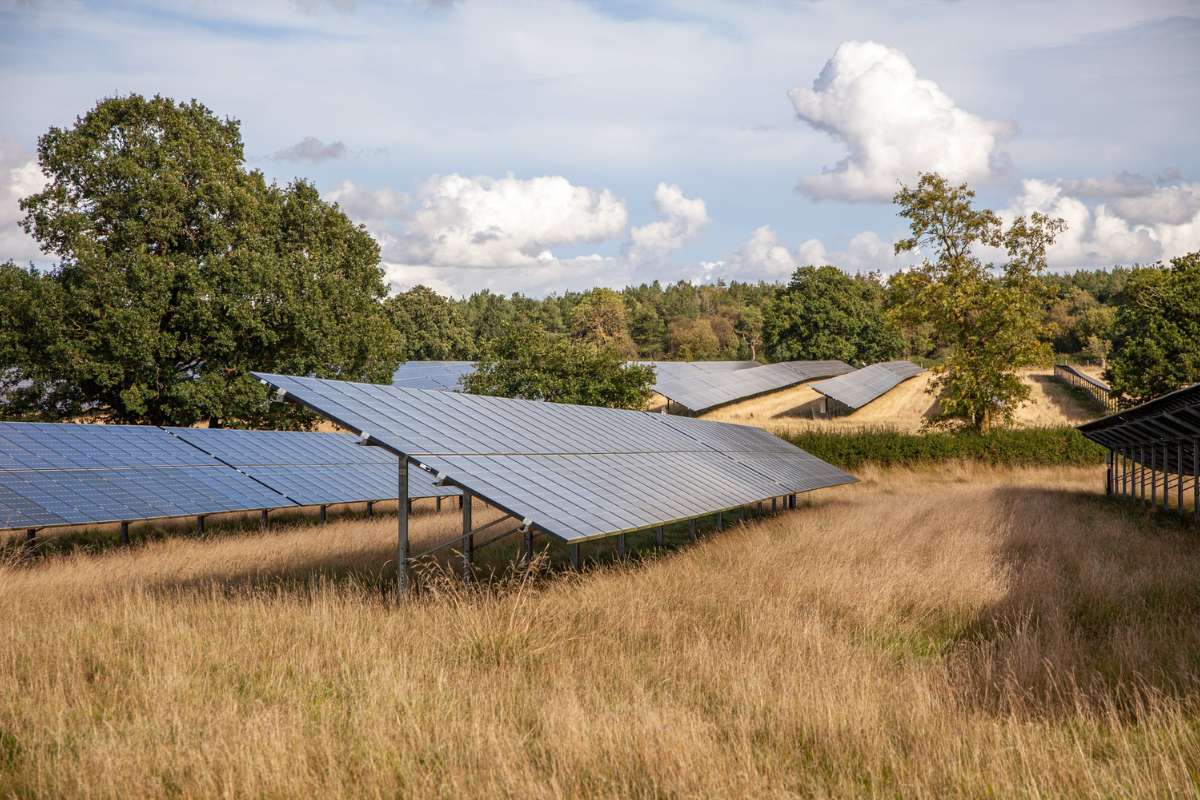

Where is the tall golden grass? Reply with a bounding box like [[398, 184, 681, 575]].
[[2, 463, 1199, 797]]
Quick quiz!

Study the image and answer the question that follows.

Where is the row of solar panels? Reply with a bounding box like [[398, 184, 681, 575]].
[[258, 372, 857, 543], [392, 359, 857, 414], [810, 360, 925, 411], [1079, 381, 1200, 470], [0, 423, 458, 532]]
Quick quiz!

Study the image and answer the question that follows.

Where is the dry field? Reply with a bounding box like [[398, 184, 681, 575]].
[[2, 464, 1199, 797], [701, 368, 1100, 433]]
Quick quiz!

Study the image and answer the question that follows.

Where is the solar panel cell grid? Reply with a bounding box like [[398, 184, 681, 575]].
[[809, 361, 925, 410], [254, 372, 857, 543]]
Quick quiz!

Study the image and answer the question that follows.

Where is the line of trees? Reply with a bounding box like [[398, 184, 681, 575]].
[[1, 94, 1197, 429]]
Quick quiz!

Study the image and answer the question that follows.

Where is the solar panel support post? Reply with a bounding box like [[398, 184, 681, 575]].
[[1193, 438, 1199, 523], [461, 493, 473, 579], [25, 529, 35, 548], [655, 526, 665, 547], [522, 528, 534, 567], [320, 505, 328, 525], [616, 533, 626, 559], [119, 521, 130, 546], [1150, 446, 1156, 506], [397, 457, 410, 597], [772, 497, 778, 515], [1162, 443, 1169, 512], [260, 509, 269, 531], [569, 544, 580, 570], [1105, 450, 1113, 496], [715, 512, 723, 532], [366, 501, 374, 518], [789, 494, 797, 510], [689, 519, 697, 542], [1178, 441, 1185, 517], [757, 501, 764, 517], [196, 515, 205, 535], [436, 496, 442, 512]]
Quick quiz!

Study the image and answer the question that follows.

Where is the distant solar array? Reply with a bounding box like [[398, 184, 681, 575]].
[[650, 360, 855, 413], [390, 359, 855, 415], [255, 372, 856, 543], [0, 423, 456, 532], [809, 361, 925, 412], [391, 361, 475, 391]]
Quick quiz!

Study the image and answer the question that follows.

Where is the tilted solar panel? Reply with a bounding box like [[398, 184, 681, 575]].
[[253, 372, 857, 543], [168, 428, 459, 506], [652, 360, 855, 413], [391, 361, 476, 391], [0, 422, 291, 530], [809, 361, 925, 410]]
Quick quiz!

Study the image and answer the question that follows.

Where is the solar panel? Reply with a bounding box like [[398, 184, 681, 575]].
[[391, 361, 476, 391], [0, 422, 291, 531], [651, 360, 855, 413], [809, 361, 925, 410], [168, 428, 459, 506], [254, 372, 857, 543], [389, 359, 852, 416]]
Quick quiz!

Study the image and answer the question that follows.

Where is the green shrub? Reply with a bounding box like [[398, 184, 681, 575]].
[[779, 426, 1107, 470]]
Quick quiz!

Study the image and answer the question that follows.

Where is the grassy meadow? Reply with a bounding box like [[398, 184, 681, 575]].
[[2, 464, 1200, 797]]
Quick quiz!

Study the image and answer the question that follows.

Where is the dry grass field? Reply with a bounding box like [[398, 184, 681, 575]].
[[701, 368, 1100, 433], [3, 463, 1199, 797]]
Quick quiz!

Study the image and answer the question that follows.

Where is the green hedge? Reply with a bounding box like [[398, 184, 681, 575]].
[[778, 426, 1107, 470]]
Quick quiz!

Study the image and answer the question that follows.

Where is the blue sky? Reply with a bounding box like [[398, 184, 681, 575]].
[[2, 0, 1198, 296]]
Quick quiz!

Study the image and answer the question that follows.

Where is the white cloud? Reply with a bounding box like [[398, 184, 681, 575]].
[[324, 180, 409, 223], [1111, 184, 1200, 226], [627, 182, 709, 262], [1059, 171, 1157, 198], [0, 141, 47, 264], [390, 173, 627, 269], [700, 224, 913, 283], [1002, 178, 1200, 267], [788, 40, 1012, 202]]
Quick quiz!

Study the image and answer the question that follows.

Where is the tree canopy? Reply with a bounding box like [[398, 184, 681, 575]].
[[762, 266, 902, 364], [386, 285, 474, 361], [890, 173, 1062, 431], [1106, 252, 1200, 404], [1, 94, 400, 427], [462, 323, 655, 409]]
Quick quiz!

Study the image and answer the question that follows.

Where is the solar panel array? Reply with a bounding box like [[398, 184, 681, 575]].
[[169, 428, 458, 507], [650, 360, 855, 413], [0, 423, 457, 532], [1078, 382, 1200, 469], [0, 423, 287, 530], [390, 359, 854, 415], [809, 361, 925, 411], [254, 372, 857, 543], [391, 361, 476, 390]]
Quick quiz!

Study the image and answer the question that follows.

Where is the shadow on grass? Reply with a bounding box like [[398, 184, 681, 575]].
[[949, 484, 1200, 714]]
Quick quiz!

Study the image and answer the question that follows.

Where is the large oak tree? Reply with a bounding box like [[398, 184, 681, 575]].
[[2, 94, 401, 427]]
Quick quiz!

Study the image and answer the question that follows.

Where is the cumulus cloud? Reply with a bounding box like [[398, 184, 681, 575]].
[[788, 40, 1012, 202], [0, 141, 47, 263], [627, 182, 709, 262], [325, 180, 408, 223], [1059, 171, 1157, 198], [699, 224, 914, 283], [386, 173, 628, 269], [1001, 178, 1200, 267], [271, 136, 347, 162]]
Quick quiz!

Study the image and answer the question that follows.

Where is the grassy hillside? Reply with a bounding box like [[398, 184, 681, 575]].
[[2, 465, 1199, 797]]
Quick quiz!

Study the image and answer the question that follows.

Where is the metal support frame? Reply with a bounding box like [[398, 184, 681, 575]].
[[1151, 446, 1158, 507], [771, 497, 777, 514], [119, 521, 130, 545], [1163, 443, 1170, 512], [1179, 441, 1186, 517], [366, 500, 374, 518], [319, 505, 328, 524], [436, 496, 442, 512], [1194, 438, 1199, 523], [569, 543, 581, 570], [25, 528, 35, 547], [522, 527, 534, 566], [260, 509, 269, 531], [1105, 450, 1113, 496], [397, 457, 410, 596], [789, 494, 797, 510], [461, 492, 473, 578], [655, 526, 665, 547], [689, 519, 697, 541], [616, 533, 626, 559], [196, 515, 206, 534], [715, 512, 723, 531]]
